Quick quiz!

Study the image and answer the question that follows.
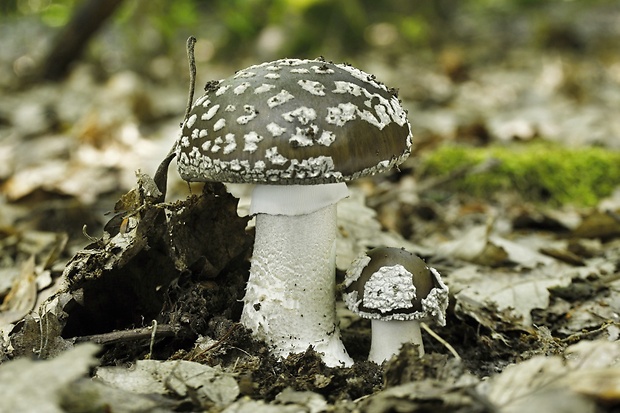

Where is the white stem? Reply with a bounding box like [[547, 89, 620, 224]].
[[369, 319, 423, 364], [241, 184, 352, 367], [250, 183, 349, 216]]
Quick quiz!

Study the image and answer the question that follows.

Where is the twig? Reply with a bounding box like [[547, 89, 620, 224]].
[[421, 321, 461, 360], [183, 36, 197, 123], [148, 319, 158, 359], [152, 36, 197, 202], [560, 321, 618, 344], [73, 324, 181, 345]]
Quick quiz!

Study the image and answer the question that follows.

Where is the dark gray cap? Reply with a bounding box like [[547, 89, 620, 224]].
[[176, 58, 412, 185], [343, 247, 448, 324]]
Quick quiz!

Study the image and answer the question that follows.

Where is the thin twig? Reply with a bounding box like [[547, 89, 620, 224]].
[[152, 36, 197, 201], [73, 324, 181, 345], [183, 36, 197, 123], [148, 319, 158, 359], [421, 321, 461, 360], [560, 321, 618, 344]]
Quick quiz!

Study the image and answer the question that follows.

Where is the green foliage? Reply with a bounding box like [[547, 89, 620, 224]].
[[152, 0, 199, 41], [399, 15, 430, 45], [5, 0, 619, 72], [6, 0, 77, 26], [422, 143, 620, 206]]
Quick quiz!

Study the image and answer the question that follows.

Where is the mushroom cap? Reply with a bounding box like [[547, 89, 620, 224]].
[[176, 58, 412, 185], [343, 247, 448, 324]]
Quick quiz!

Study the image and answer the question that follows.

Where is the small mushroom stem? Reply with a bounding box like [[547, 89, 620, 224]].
[[240, 184, 353, 367], [369, 319, 424, 364]]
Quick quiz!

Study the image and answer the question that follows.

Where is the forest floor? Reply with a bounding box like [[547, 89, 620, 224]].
[[2, 3, 620, 412]]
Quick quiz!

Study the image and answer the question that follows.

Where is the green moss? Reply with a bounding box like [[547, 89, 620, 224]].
[[421, 142, 620, 206]]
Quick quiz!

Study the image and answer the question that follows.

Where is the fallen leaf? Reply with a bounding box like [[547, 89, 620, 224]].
[[436, 223, 509, 266], [451, 263, 572, 329], [96, 360, 239, 407], [0, 256, 37, 326], [478, 340, 620, 412], [274, 388, 327, 413], [0, 343, 99, 413]]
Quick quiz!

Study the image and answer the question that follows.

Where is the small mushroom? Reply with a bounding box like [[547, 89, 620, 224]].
[[175, 59, 412, 367], [343, 247, 448, 364]]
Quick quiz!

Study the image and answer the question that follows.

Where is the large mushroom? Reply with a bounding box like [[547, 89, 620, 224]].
[[176, 58, 412, 367], [343, 247, 449, 364]]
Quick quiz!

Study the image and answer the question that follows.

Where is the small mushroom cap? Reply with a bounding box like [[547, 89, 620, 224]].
[[343, 247, 448, 324], [176, 58, 412, 185]]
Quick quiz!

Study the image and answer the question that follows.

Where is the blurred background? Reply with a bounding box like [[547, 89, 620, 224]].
[[3, 0, 620, 85], [1, 0, 620, 249]]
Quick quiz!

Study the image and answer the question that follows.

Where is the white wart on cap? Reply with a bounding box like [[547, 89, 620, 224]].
[[176, 58, 412, 185]]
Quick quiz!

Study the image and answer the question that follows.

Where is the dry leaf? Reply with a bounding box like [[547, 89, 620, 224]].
[[0, 256, 37, 326], [479, 340, 620, 412], [96, 360, 239, 407], [0, 343, 99, 413], [436, 223, 509, 266], [451, 263, 571, 329]]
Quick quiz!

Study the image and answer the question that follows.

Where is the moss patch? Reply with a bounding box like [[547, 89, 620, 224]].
[[421, 142, 620, 206]]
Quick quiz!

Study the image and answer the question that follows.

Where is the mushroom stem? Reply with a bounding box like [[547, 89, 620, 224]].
[[241, 184, 353, 367], [369, 319, 424, 364]]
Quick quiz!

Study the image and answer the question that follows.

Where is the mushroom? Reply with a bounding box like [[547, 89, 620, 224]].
[[343, 247, 448, 364], [175, 58, 412, 367]]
